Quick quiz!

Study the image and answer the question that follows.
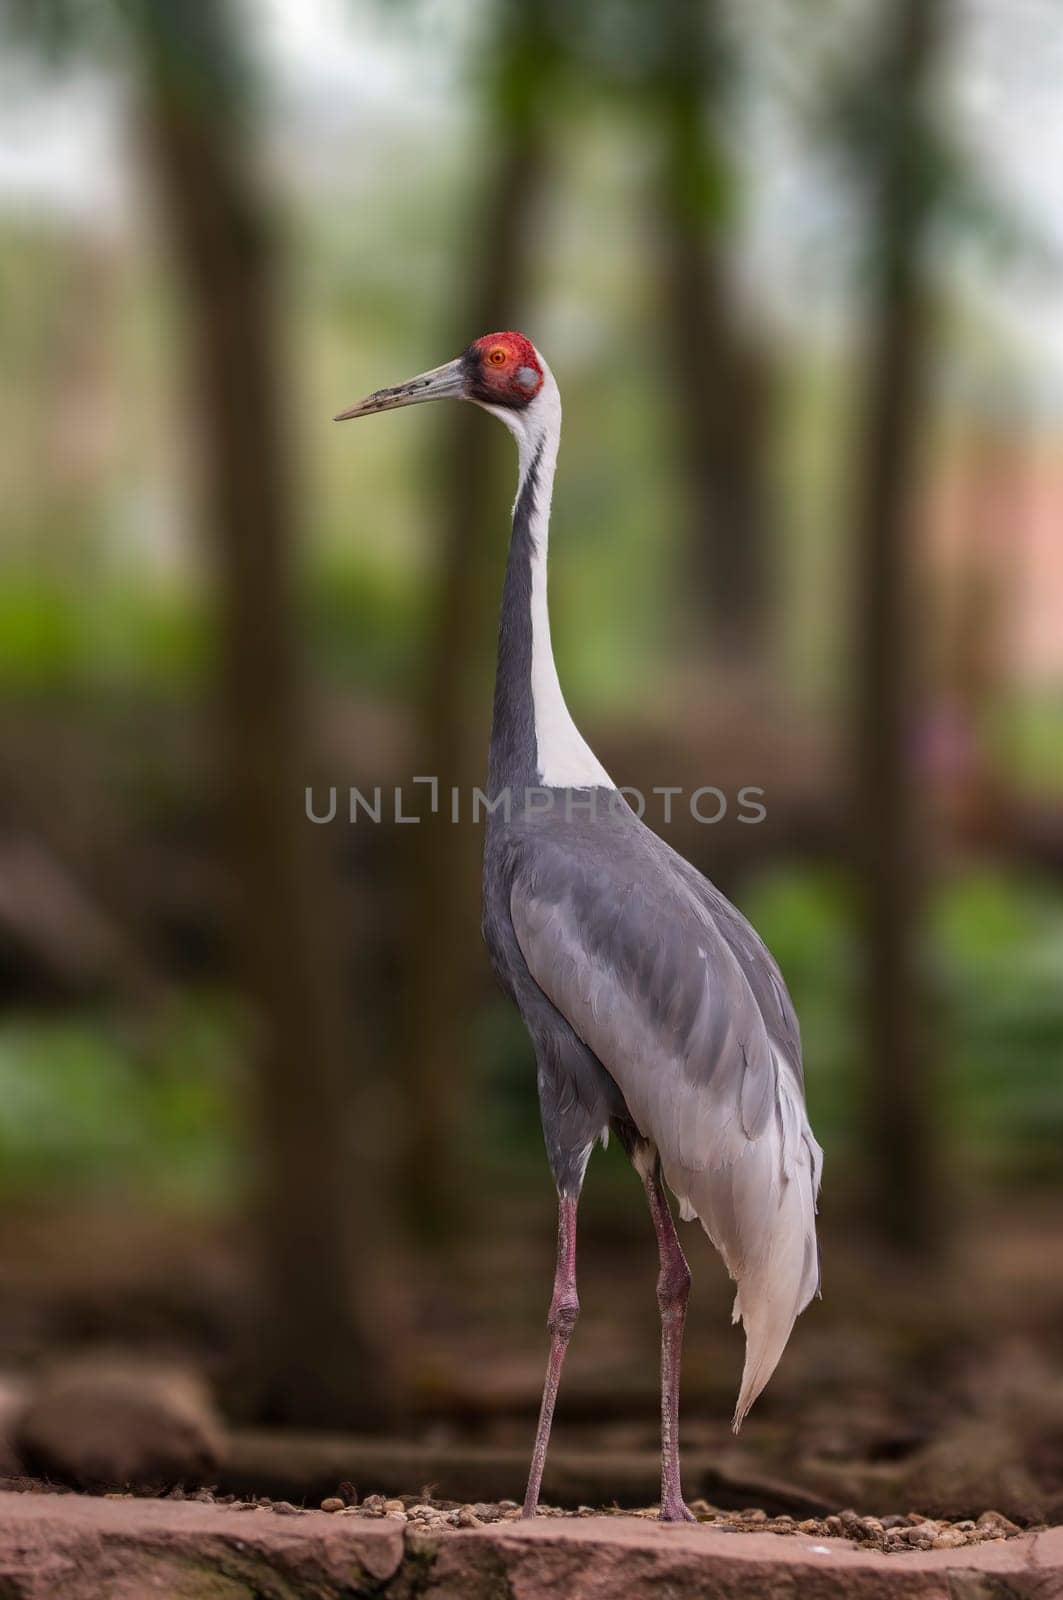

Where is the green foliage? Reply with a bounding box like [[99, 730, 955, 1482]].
[[2, 0, 1061, 1232], [934, 871, 1063, 1183], [2, 0, 258, 116], [746, 865, 1063, 1187], [0, 574, 211, 690], [0, 998, 245, 1205], [306, 555, 425, 694], [989, 692, 1063, 799], [742, 866, 858, 1153]]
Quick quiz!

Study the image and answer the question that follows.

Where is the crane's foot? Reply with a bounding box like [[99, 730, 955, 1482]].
[[659, 1496, 697, 1523]]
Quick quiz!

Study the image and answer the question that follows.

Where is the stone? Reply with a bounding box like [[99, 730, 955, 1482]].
[[977, 1509, 1021, 1537], [14, 1357, 223, 1492], [320, 1497, 345, 1513]]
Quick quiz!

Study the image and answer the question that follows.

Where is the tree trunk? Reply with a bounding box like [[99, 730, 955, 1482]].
[[852, 0, 944, 1254], [133, 5, 391, 1421], [396, 0, 558, 1244], [653, 0, 772, 669]]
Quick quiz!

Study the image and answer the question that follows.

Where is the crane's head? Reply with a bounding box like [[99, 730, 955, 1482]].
[[334, 332, 546, 424]]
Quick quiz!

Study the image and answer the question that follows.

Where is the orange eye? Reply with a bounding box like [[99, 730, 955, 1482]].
[[488, 347, 508, 366]]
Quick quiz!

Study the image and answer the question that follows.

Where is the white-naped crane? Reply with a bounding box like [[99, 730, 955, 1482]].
[[336, 332, 822, 1521]]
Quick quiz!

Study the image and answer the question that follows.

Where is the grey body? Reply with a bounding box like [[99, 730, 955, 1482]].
[[481, 429, 821, 1425], [484, 795, 805, 1197]]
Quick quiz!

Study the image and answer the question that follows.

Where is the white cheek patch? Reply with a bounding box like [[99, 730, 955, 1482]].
[[516, 365, 539, 389]]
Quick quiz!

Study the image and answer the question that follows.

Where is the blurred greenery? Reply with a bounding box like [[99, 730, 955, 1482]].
[[0, 996, 244, 1205], [3, 868, 1059, 1205], [1, 0, 1062, 1442], [0, 5, 1060, 1154]]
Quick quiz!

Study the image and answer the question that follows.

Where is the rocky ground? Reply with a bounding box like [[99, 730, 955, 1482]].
[[0, 1485, 1059, 1600], [169, 1485, 1032, 1555]]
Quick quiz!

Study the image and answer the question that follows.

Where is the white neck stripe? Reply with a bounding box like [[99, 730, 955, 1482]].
[[486, 368, 612, 790]]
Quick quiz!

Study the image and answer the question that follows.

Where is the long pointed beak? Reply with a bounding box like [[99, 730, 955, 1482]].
[[333, 357, 465, 421]]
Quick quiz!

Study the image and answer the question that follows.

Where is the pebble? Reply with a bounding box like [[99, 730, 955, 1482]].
[[285, 1490, 1025, 1555], [977, 1510, 1020, 1537]]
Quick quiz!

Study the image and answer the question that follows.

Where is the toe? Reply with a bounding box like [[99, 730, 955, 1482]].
[[659, 1500, 697, 1523]]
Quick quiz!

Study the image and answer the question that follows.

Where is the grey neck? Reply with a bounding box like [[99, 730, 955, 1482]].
[[487, 438, 545, 800]]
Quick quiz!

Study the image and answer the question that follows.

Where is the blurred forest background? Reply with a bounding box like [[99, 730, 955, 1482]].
[[1, 0, 1062, 1518]]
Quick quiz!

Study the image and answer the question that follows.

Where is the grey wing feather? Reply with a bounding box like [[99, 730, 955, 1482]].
[[510, 827, 822, 1425]]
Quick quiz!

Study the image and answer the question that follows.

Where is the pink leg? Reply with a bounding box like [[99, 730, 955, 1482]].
[[642, 1162, 695, 1522], [522, 1193, 579, 1518]]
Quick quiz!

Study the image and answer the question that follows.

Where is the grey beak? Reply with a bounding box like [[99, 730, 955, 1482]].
[[334, 357, 465, 421]]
